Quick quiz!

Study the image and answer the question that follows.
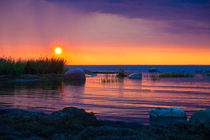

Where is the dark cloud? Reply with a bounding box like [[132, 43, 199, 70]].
[[0, 0, 209, 46], [45, 0, 210, 35], [46, 0, 210, 20]]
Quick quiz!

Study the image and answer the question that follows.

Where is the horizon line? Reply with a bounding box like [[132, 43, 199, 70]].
[[66, 64, 210, 66]]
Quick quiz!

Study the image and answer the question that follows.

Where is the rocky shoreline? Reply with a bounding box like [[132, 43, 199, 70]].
[[0, 107, 209, 140], [0, 69, 87, 84]]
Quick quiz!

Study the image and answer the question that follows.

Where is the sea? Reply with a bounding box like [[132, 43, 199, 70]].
[[67, 65, 210, 74], [0, 65, 210, 124]]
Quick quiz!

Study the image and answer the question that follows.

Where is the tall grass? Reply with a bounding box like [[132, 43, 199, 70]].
[[100, 74, 123, 83], [203, 73, 210, 76], [0, 57, 66, 76], [116, 67, 129, 78]]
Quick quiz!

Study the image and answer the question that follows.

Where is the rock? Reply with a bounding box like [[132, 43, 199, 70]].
[[0, 125, 23, 136], [190, 109, 210, 128], [149, 68, 158, 72], [20, 74, 39, 79], [51, 107, 99, 133], [99, 120, 142, 129], [150, 107, 186, 118], [0, 135, 21, 140], [0, 108, 34, 121], [150, 117, 188, 126], [51, 107, 98, 125], [128, 73, 142, 79], [0, 107, 99, 137], [50, 134, 76, 140], [79, 126, 139, 140], [0, 108, 48, 122], [65, 80, 86, 86], [64, 69, 86, 81], [15, 79, 41, 83], [0, 75, 6, 78], [24, 136, 46, 140]]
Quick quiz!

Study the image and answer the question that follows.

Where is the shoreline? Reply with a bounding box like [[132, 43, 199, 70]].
[[0, 105, 197, 125], [0, 72, 209, 83], [0, 106, 209, 140]]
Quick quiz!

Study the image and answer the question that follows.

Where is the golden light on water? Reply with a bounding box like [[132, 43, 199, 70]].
[[55, 47, 62, 55]]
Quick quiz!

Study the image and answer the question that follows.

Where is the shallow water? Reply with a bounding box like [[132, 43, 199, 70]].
[[0, 73, 210, 124]]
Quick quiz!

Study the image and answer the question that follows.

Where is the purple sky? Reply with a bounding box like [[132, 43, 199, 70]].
[[0, 0, 210, 64]]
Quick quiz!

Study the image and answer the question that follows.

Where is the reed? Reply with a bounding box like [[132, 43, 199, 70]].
[[203, 73, 210, 76], [116, 67, 129, 77], [101, 78, 123, 83], [0, 57, 66, 76], [159, 73, 195, 78], [150, 74, 160, 80], [100, 74, 123, 83]]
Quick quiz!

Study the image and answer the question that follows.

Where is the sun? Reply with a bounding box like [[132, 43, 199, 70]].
[[55, 47, 62, 55]]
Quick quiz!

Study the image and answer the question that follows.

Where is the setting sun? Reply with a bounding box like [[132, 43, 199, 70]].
[[55, 47, 62, 55]]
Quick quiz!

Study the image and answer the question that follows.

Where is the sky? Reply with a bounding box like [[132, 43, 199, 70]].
[[0, 0, 210, 65]]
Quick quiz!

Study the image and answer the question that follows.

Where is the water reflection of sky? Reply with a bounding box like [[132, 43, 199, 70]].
[[0, 74, 210, 124]]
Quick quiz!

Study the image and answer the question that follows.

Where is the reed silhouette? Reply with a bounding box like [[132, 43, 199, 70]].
[[0, 57, 66, 76]]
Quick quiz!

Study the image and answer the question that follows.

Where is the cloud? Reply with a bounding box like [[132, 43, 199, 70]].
[[0, 0, 209, 50], [0, 0, 209, 64], [46, 0, 210, 36], [46, 0, 210, 20]]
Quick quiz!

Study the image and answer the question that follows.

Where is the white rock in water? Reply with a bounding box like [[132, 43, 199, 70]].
[[64, 69, 86, 80], [150, 107, 186, 118], [128, 73, 142, 79]]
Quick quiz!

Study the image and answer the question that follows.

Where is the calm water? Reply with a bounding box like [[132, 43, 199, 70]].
[[0, 65, 210, 124], [67, 65, 210, 74]]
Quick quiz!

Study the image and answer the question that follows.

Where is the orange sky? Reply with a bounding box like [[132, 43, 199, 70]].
[[1, 44, 210, 65], [0, 0, 210, 65], [66, 45, 210, 65]]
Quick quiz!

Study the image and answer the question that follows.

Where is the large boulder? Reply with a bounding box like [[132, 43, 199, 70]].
[[128, 73, 142, 79], [64, 69, 86, 81], [0, 107, 99, 137], [150, 107, 186, 118], [190, 109, 210, 128], [51, 107, 99, 132]]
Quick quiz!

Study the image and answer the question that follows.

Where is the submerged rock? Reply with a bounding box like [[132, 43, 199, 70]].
[[128, 73, 142, 79], [64, 69, 86, 81], [149, 68, 158, 72], [150, 107, 186, 118]]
